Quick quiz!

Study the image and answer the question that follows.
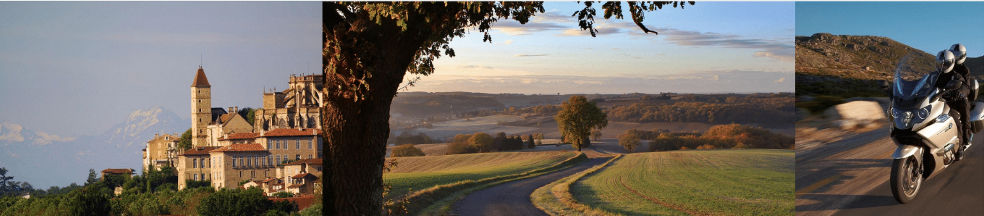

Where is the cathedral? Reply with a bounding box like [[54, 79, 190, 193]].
[[146, 66, 325, 195]]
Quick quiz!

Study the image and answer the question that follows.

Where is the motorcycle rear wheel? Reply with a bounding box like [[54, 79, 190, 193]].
[[890, 156, 922, 203]]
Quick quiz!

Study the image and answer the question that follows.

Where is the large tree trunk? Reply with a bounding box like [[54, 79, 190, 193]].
[[321, 4, 427, 214]]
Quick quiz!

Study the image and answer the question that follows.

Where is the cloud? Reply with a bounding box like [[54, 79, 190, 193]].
[[514, 54, 548, 57], [408, 71, 794, 94], [494, 22, 568, 35], [33, 131, 76, 146], [503, 40, 514, 45], [654, 28, 794, 61], [462, 65, 494, 70], [0, 122, 25, 143]]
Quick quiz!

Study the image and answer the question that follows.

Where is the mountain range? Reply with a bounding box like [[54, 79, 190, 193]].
[[0, 106, 187, 188]]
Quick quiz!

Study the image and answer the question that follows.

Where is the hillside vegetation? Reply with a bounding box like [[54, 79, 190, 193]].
[[570, 150, 793, 215], [796, 33, 984, 98]]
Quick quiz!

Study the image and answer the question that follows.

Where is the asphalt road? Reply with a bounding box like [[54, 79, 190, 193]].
[[453, 150, 613, 216], [796, 128, 984, 216]]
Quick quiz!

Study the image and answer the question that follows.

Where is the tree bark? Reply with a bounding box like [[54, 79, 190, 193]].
[[321, 6, 427, 214]]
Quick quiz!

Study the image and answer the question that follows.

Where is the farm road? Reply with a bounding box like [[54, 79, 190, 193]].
[[453, 149, 614, 216]]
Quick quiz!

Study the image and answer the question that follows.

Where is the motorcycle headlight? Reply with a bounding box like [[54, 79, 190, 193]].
[[917, 106, 930, 120]]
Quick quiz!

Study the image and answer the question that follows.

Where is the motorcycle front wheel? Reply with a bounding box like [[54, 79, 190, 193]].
[[890, 156, 922, 203]]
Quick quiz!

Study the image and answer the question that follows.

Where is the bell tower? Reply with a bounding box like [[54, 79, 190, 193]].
[[190, 65, 212, 147]]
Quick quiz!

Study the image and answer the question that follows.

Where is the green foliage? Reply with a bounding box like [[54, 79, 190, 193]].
[[271, 191, 294, 198], [198, 188, 296, 216], [65, 185, 111, 216], [178, 128, 192, 150], [555, 96, 608, 151], [605, 94, 795, 127], [185, 180, 211, 190], [391, 144, 426, 157], [238, 107, 257, 125], [297, 203, 322, 216], [573, 1, 694, 37], [618, 130, 641, 152], [85, 169, 98, 186]]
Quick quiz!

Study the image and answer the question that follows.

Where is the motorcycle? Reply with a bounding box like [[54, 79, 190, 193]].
[[888, 58, 983, 203]]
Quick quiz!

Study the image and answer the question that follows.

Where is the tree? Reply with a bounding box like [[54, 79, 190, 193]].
[[390, 144, 426, 157], [468, 132, 495, 153], [527, 134, 536, 149], [555, 96, 608, 151], [177, 128, 192, 150], [591, 129, 602, 141], [618, 130, 641, 152], [446, 134, 477, 154], [238, 107, 257, 125], [321, 1, 693, 214], [86, 169, 99, 186]]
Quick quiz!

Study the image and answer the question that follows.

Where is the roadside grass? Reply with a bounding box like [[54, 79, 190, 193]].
[[573, 149, 794, 216], [383, 151, 576, 200], [531, 154, 622, 216]]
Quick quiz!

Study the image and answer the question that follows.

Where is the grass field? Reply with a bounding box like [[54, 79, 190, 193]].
[[572, 149, 794, 215], [383, 151, 577, 199]]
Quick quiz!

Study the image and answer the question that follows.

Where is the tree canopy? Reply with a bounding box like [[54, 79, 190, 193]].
[[555, 96, 608, 151]]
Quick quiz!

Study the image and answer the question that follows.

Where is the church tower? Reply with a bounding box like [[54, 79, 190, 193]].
[[190, 66, 211, 147]]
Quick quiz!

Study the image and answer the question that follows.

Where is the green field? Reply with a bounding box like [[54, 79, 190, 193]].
[[383, 151, 576, 199], [572, 149, 794, 215]]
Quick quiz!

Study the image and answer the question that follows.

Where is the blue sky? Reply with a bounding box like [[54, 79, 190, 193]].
[[409, 2, 794, 94], [796, 2, 984, 55], [0, 2, 321, 137]]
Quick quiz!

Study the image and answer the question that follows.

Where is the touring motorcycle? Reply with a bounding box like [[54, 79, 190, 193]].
[[888, 59, 983, 203]]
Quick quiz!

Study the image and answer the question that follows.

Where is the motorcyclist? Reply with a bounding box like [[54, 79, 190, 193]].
[[951, 44, 974, 157], [934, 49, 972, 160]]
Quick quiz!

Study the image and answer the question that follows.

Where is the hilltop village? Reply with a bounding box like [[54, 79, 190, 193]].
[[140, 66, 324, 196]]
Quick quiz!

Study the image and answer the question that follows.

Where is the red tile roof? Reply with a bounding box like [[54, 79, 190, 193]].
[[180, 147, 219, 156], [191, 66, 210, 87], [284, 158, 322, 166], [212, 143, 267, 152], [291, 173, 317, 179], [219, 132, 258, 141], [101, 168, 133, 175], [262, 128, 319, 137]]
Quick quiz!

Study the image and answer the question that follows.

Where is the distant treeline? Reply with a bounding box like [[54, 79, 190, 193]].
[[646, 124, 794, 151], [447, 132, 537, 155], [606, 94, 794, 127]]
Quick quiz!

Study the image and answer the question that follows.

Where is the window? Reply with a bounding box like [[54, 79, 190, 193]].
[[232, 157, 237, 168], [308, 140, 312, 149], [268, 156, 272, 166], [239, 158, 244, 168], [246, 157, 251, 167], [200, 158, 205, 168], [308, 154, 312, 159], [192, 159, 197, 168], [295, 139, 300, 149], [296, 154, 300, 160], [275, 140, 280, 149], [276, 155, 281, 164]]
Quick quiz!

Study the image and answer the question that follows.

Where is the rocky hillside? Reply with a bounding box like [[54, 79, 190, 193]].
[[796, 33, 984, 97]]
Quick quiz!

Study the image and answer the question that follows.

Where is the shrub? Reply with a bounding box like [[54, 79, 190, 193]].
[[272, 191, 294, 198], [617, 130, 641, 152], [185, 180, 211, 190], [198, 188, 295, 216], [391, 144, 426, 157], [446, 134, 477, 155], [468, 132, 495, 153]]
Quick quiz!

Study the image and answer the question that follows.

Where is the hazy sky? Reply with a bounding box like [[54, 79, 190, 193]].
[[0, 2, 321, 137], [796, 2, 984, 55], [407, 2, 794, 94], [0, 2, 793, 145]]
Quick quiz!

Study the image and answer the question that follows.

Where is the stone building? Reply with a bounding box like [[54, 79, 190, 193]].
[[176, 146, 216, 190], [172, 66, 324, 194], [142, 133, 179, 171], [254, 74, 325, 132]]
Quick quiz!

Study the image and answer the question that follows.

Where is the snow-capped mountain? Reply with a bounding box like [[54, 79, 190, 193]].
[[0, 107, 189, 188]]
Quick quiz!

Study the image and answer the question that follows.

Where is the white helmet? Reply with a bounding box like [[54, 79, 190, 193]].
[[938, 50, 955, 73], [951, 43, 967, 64]]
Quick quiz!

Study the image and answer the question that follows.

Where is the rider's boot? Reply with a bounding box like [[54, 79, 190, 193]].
[[957, 129, 971, 161]]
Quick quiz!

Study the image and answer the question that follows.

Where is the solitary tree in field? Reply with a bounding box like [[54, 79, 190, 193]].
[[322, 1, 693, 214], [555, 96, 609, 151], [618, 130, 641, 152]]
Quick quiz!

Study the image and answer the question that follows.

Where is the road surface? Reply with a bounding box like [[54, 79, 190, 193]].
[[453, 149, 613, 216], [796, 127, 984, 216]]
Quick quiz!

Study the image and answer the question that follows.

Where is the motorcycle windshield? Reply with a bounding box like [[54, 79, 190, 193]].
[[891, 58, 937, 129]]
